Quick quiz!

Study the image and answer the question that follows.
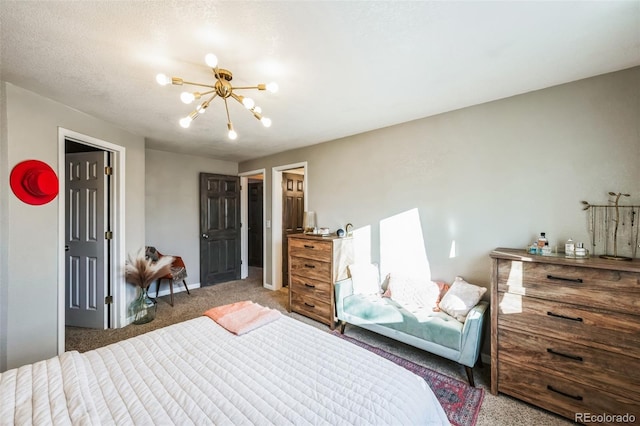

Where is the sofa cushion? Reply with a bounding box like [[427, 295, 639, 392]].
[[384, 274, 440, 310], [343, 293, 463, 351]]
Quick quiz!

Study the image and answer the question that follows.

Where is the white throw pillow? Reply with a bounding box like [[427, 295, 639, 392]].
[[386, 273, 440, 310], [348, 264, 381, 295], [438, 276, 487, 322]]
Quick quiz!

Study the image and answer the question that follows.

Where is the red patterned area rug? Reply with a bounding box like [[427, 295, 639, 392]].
[[333, 332, 484, 426]]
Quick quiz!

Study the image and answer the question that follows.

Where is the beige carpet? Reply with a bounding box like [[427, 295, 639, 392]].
[[66, 268, 572, 426]]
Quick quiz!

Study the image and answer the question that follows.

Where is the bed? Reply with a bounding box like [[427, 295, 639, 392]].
[[0, 312, 449, 425]]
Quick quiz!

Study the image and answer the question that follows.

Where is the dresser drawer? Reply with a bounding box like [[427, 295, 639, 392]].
[[289, 238, 332, 262], [498, 291, 640, 356], [498, 328, 640, 398], [498, 361, 640, 424], [290, 290, 332, 325], [497, 260, 640, 315], [290, 275, 332, 300], [290, 256, 331, 282]]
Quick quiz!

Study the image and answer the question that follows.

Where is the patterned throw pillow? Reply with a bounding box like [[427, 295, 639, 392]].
[[384, 273, 441, 310], [438, 277, 486, 322]]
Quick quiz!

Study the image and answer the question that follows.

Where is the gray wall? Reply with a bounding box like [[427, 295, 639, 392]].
[[144, 148, 237, 290], [240, 67, 640, 289], [0, 83, 146, 371]]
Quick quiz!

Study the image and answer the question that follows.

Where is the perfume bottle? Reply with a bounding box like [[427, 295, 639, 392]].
[[565, 238, 575, 258], [541, 242, 553, 256], [536, 232, 548, 254], [575, 242, 589, 257]]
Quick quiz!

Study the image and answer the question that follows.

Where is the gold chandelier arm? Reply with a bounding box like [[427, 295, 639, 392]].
[[223, 97, 232, 125], [177, 80, 217, 89], [230, 93, 244, 104], [198, 93, 218, 112], [230, 93, 262, 121], [231, 85, 265, 91]]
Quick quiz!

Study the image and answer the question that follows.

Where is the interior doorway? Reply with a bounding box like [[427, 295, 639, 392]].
[[57, 128, 126, 355], [65, 145, 111, 329], [271, 162, 308, 290], [240, 170, 266, 286], [248, 180, 264, 268]]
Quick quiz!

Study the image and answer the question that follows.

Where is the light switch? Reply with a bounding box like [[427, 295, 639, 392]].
[[266, 220, 271, 228]]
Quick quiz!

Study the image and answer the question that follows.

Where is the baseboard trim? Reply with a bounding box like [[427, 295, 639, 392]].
[[153, 282, 201, 298]]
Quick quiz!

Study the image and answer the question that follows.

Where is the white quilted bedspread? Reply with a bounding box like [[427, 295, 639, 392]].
[[1, 315, 449, 425]]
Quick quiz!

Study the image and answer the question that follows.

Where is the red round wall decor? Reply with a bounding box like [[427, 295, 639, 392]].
[[9, 159, 59, 205]]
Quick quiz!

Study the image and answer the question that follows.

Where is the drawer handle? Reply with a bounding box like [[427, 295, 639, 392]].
[[547, 274, 583, 284], [547, 385, 583, 401], [304, 264, 316, 269], [304, 244, 315, 249], [304, 283, 316, 288], [547, 311, 583, 322], [547, 348, 583, 362], [304, 302, 315, 308]]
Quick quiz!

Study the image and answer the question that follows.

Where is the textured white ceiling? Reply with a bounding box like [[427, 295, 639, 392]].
[[1, 1, 639, 162]]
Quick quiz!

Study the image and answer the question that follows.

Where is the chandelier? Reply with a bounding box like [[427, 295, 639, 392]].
[[156, 54, 278, 140]]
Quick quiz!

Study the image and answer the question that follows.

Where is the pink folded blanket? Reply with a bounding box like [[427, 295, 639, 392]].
[[204, 301, 281, 335]]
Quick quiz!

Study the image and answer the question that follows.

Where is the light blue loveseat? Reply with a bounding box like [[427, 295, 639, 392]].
[[335, 278, 488, 386]]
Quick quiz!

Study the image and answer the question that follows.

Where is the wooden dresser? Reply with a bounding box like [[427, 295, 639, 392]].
[[490, 248, 640, 424], [288, 234, 353, 329]]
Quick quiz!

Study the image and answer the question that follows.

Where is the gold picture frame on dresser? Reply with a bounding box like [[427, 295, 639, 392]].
[[490, 248, 640, 424], [287, 233, 353, 329]]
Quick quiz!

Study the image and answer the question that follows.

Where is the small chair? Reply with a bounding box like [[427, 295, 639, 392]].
[[145, 246, 190, 307]]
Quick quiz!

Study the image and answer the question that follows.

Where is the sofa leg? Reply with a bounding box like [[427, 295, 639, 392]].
[[465, 366, 476, 387], [339, 321, 346, 334]]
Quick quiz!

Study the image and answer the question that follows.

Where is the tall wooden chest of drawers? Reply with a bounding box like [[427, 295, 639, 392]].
[[490, 248, 640, 424], [288, 234, 353, 329]]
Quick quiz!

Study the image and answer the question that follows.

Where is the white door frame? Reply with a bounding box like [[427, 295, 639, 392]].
[[271, 162, 308, 290], [57, 128, 126, 354], [239, 169, 266, 286]]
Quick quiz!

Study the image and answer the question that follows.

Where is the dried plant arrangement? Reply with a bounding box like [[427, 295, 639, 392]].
[[125, 247, 174, 289]]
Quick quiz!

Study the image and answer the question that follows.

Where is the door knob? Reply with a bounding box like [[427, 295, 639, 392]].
[[65, 245, 70, 251], [202, 233, 209, 239]]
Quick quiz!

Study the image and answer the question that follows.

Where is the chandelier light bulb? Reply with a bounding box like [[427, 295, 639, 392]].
[[156, 73, 171, 86], [179, 117, 192, 128], [266, 82, 279, 93], [261, 117, 272, 128], [253, 106, 262, 114], [242, 97, 255, 110], [180, 92, 195, 104], [205, 53, 218, 68], [227, 122, 238, 140]]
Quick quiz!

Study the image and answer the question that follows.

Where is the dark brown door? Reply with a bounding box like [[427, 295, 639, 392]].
[[200, 173, 241, 286], [282, 172, 304, 285], [248, 181, 263, 267]]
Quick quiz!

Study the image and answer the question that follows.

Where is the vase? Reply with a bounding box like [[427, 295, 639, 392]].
[[129, 287, 157, 324]]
